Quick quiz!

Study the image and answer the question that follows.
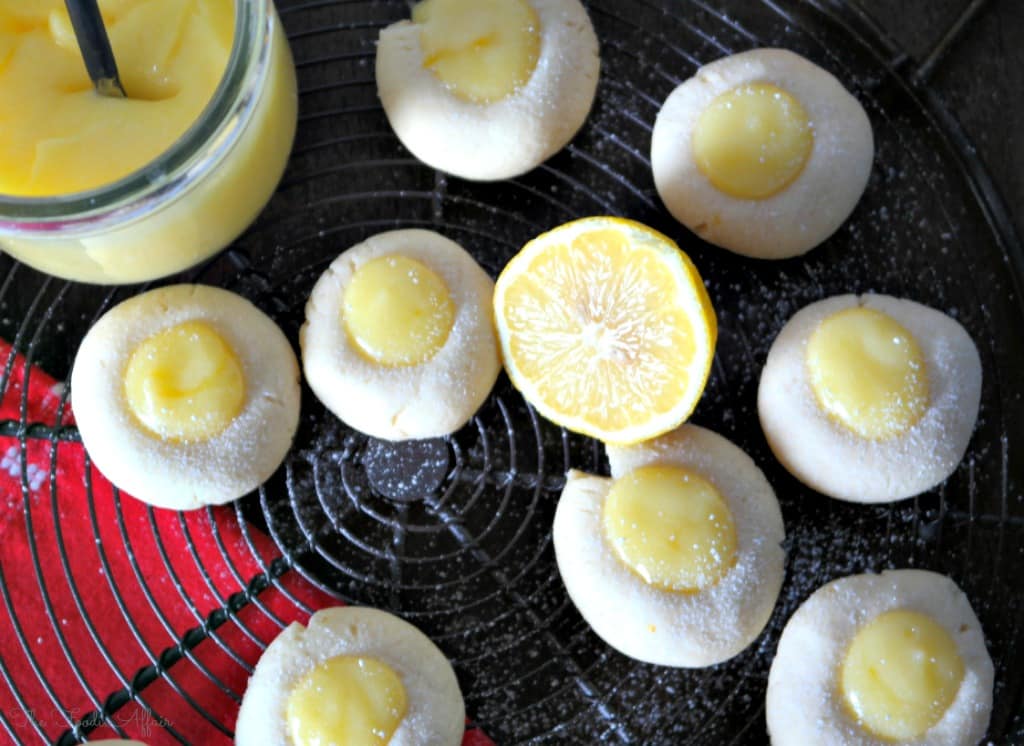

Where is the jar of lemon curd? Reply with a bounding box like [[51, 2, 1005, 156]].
[[0, 0, 297, 284]]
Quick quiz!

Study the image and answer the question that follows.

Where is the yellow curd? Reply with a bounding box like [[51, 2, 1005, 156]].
[[0, 0, 231, 196], [286, 655, 409, 746], [343, 255, 456, 367], [693, 83, 814, 200], [413, 0, 541, 104], [806, 307, 929, 440], [124, 320, 245, 443], [0, 0, 297, 284], [840, 609, 964, 740], [603, 465, 738, 593]]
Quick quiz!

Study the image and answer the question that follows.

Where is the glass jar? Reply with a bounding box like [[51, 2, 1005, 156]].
[[0, 0, 298, 285]]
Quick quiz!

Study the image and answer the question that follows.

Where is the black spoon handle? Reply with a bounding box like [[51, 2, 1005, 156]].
[[63, 0, 127, 98]]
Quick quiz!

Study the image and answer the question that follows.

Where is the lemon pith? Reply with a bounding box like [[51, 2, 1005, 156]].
[[494, 217, 717, 445]]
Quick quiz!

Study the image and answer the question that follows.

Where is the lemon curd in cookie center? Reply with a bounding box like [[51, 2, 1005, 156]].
[[692, 83, 814, 200], [840, 609, 964, 741], [343, 255, 456, 367], [806, 307, 929, 440], [286, 655, 409, 746], [124, 321, 245, 443], [413, 0, 540, 104], [602, 465, 738, 593], [0, 0, 234, 196]]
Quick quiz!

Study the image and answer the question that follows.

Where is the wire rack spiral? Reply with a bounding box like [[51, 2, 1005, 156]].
[[0, 0, 1022, 743]]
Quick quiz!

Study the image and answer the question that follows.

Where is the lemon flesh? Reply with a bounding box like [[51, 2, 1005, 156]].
[[494, 217, 717, 445]]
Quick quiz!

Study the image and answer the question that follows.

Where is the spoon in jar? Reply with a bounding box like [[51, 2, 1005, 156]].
[[64, 0, 127, 98]]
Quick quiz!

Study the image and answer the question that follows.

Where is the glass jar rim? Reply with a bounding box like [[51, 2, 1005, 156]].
[[0, 0, 271, 234]]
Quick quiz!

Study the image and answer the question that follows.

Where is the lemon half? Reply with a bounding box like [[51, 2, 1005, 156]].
[[494, 217, 717, 445]]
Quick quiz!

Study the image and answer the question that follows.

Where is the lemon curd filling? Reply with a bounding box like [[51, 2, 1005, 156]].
[[413, 0, 541, 104], [0, 0, 234, 196], [602, 465, 738, 592], [123, 321, 245, 443], [840, 610, 965, 741], [343, 255, 456, 367], [692, 83, 814, 200], [806, 307, 929, 440], [286, 655, 409, 746]]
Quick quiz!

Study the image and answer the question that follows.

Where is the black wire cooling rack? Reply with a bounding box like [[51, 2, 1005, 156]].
[[1, 0, 1022, 743]]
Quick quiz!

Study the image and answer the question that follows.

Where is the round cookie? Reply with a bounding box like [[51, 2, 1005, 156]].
[[651, 48, 873, 259], [376, 0, 600, 181], [758, 293, 981, 503], [767, 570, 993, 746], [553, 424, 785, 667], [235, 606, 465, 746], [300, 229, 500, 440], [71, 284, 300, 511]]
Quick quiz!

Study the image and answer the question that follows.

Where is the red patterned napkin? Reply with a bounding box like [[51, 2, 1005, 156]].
[[0, 341, 493, 746]]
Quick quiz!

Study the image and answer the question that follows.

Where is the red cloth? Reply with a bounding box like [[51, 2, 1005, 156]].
[[0, 341, 493, 746]]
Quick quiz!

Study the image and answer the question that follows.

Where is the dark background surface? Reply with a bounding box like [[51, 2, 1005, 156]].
[[858, 0, 1023, 240]]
